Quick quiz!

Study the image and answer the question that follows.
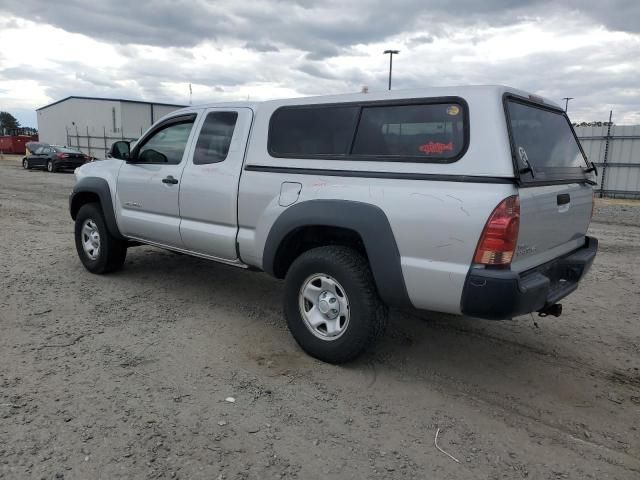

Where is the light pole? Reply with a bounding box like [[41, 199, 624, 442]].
[[383, 49, 399, 90], [562, 97, 574, 113]]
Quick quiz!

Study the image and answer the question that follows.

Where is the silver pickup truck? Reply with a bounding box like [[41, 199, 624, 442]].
[[69, 85, 598, 363]]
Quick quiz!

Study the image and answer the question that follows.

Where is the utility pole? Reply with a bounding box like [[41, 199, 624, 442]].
[[562, 97, 574, 113], [383, 50, 399, 90]]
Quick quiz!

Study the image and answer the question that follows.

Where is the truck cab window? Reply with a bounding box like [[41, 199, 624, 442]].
[[193, 112, 238, 164], [137, 121, 194, 164]]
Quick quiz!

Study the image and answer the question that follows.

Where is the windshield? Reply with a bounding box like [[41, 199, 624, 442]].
[[506, 99, 588, 181]]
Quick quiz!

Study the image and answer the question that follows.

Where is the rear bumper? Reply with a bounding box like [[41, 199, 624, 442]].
[[460, 236, 598, 320]]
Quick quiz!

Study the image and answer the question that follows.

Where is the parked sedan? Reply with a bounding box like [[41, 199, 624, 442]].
[[23, 145, 90, 172]]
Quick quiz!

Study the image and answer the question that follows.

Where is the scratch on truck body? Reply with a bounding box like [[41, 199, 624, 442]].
[[411, 192, 444, 202]]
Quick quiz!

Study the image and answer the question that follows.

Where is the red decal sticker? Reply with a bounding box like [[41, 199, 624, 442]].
[[418, 142, 454, 155]]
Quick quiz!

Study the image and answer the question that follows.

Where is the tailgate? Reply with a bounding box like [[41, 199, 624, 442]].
[[512, 183, 593, 272], [504, 95, 596, 272]]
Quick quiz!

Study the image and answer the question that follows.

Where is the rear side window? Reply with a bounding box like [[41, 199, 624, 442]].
[[269, 106, 359, 156], [193, 111, 238, 164], [506, 99, 588, 181], [352, 103, 465, 159], [268, 99, 467, 162]]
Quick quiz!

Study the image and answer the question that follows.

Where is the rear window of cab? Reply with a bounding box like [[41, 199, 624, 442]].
[[268, 98, 468, 163]]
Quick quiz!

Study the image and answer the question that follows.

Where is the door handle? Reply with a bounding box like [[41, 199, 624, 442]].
[[162, 175, 179, 185], [557, 193, 570, 205]]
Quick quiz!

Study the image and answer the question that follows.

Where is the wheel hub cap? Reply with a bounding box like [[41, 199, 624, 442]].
[[317, 291, 339, 318], [81, 219, 101, 260], [299, 274, 350, 341]]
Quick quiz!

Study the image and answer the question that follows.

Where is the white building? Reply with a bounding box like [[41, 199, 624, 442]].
[[36, 96, 186, 157]]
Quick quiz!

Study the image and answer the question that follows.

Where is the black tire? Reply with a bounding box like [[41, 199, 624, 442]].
[[74, 203, 127, 274], [22, 158, 30, 170], [47, 159, 57, 173], [284, 245, 388, 364]]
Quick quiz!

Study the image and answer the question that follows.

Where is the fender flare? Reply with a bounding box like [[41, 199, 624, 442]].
[[69, 177, 125, 240], [263, 200, 412, 308]]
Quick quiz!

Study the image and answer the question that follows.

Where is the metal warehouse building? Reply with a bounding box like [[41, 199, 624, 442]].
[[36, 96, 186, 158]]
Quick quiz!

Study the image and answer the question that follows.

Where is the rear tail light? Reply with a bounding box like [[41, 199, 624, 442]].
[[56, 153, 69, 159], [473, 195, 520, 266]]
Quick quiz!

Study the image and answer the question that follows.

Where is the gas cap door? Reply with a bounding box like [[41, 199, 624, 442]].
[[279, 182, 302, 207]]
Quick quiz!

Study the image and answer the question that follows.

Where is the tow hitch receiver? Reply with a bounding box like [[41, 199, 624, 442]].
[[538, 303, 562, 317]]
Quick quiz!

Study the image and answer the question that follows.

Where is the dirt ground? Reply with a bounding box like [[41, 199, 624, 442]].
[[1, 157, 639, 480]]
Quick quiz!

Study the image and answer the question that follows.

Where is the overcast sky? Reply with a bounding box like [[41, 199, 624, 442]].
[[1, 0, 639, 127]]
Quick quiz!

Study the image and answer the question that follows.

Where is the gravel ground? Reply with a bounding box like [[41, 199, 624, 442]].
[[592, 198, 640, 228], [1, 159, 639, 480]]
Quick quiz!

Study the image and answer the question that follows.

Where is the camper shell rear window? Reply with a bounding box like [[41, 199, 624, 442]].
[[504, 95, 589, 184], [268, 97, 469, 163]]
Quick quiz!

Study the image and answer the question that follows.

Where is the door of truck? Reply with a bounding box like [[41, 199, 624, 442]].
[[178, 107, 253, 260], [115, 114, 198, 248]]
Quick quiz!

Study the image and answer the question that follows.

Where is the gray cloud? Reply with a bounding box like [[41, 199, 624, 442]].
[[0, 17, 19, 28], [407, 35, 435, 47], [296, 62, 340, 80], [3, 0, 637, 55], [75, 71, 118, 89], [0, 0, 638, 74], [244, 41, 280, 53], [563, 0, 640, 34]]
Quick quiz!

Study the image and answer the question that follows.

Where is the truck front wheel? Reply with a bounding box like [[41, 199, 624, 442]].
[[74, 203, 127, 274], [283, 245, 388, 363]]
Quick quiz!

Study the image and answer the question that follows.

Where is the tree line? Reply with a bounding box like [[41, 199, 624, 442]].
[[0, 111, 37, 136], [572, 121, 614, 127]]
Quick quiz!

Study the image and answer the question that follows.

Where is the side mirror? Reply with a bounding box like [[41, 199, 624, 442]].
[[109, 140, 130, 160]]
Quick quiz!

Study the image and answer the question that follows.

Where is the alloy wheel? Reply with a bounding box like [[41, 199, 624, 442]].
[[81, 219, 101, 260], [298, 273, 350, 341]]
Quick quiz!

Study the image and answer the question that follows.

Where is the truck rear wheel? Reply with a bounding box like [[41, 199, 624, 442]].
[[283, 246, 388, 363], [74, 203, 127, 274]]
